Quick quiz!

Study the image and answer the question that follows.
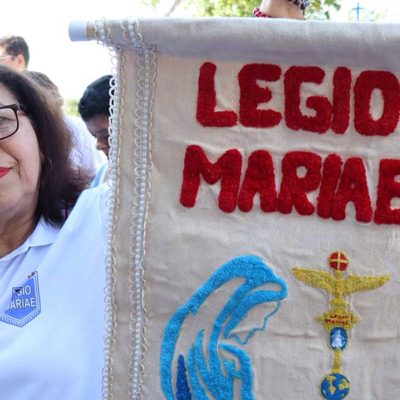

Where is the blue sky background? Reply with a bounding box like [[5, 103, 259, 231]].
[[1, 0, 399, 101]]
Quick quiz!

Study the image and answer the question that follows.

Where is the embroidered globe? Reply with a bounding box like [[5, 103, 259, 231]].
[[321, 373, 350, 400]]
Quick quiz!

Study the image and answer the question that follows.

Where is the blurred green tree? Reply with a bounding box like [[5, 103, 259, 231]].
[[143, 0, 341, 20], [64, 98, 79, 117], [306, 0, 341, 20]]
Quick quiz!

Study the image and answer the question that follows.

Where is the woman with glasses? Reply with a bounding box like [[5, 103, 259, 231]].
[[0, 66, 105, 399]]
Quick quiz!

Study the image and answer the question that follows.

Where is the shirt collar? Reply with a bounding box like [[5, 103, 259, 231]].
[[0, 217, 59, 262]]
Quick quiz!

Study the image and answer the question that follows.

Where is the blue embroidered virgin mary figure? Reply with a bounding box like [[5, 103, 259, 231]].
[[160, 255, 288, 400]]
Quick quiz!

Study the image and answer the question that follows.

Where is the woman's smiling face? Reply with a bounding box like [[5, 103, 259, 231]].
[[0, 83, 41, 220]]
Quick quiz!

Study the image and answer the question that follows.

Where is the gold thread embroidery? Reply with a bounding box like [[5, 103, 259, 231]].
[[293, 251, 391, 399]]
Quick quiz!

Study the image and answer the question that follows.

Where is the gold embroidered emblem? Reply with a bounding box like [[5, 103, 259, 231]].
[[293, 251, 390, 399]]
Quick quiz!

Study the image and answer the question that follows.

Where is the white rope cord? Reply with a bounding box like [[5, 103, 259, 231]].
[[124, 19, 156, 400], [94, 18, 122, 400]]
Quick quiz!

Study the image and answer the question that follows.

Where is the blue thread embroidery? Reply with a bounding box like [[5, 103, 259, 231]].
[[321, 373, 350, 400], [0, 271, 41, 327], [160, 255, 287, 400], [330, 328, 347, 351], [177, 355, 192, 400]]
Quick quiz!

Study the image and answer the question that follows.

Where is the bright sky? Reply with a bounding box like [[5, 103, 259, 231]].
[[0, 0, 156, 100], [1, 0, 400, 101]]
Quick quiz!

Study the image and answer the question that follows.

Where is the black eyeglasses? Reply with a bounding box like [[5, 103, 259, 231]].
[[0, 104, 24, 141]]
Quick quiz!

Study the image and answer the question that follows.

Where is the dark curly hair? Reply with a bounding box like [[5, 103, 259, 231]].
[[0, 66, 91, 225], [78, 75, 112, 121]]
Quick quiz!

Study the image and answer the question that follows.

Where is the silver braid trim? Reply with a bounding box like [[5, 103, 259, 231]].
[[94, 18, 122, 400], [123, 19, 156, 400]]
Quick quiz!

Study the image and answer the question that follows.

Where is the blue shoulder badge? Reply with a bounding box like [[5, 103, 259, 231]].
[[0, 271, 41, 327]]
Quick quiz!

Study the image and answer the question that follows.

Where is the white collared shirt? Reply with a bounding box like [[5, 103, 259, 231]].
[[0, 185, 107, 400]]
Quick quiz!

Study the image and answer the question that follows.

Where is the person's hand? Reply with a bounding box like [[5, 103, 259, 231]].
[[259, 0, 304, 19]]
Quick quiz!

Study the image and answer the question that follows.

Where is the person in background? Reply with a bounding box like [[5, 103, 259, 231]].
[[0, 65, 105, 399], [0, 35, 29, 72], [78, 74, 112, 186], [253, 0, 309, 19], [25, 70, 105, 179]]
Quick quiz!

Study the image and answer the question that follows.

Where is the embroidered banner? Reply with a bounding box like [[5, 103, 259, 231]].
[[94, 18, 400, 399]]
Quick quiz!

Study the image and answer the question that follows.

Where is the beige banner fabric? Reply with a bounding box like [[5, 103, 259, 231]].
[[98, 18, 400, 399]]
